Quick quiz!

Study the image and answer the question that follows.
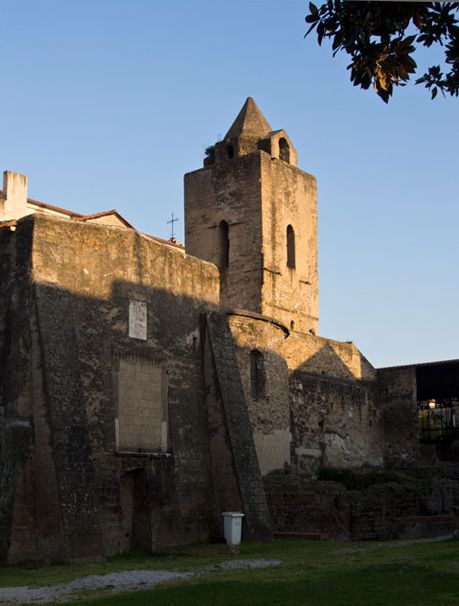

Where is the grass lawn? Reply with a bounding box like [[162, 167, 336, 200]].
[[1, 538, 459, 605]]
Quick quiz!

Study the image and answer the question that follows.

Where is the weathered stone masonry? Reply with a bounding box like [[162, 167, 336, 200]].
[[1, 97, 457, 563], [1, 215, 223, 563]]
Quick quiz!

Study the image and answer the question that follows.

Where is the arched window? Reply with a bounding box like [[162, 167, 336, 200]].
[[226, 144, 234, 159], [250, 350, 265, 400], [279, 138, 290, 163], [286, 224, 295, 269], [219, 220, 229, 270]]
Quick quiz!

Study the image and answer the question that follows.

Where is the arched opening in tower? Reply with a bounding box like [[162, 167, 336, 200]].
[[279, 138, 290, 163]]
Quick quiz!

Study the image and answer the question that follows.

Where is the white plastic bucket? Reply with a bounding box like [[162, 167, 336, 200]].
[[222, 512, 245, 546]]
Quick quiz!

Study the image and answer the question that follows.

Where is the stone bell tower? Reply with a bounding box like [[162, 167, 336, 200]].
[[184, 98, 318, 335]]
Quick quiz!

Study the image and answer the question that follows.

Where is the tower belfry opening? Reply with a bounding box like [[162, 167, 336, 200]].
[[279, 137, 290, 163]]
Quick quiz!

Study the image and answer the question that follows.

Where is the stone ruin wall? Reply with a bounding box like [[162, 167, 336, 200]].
[[228, 314, 385, 479], [289, 373, 383, 476], [286, 331, 384, 476], [1, 214, 221, 564], [0, 213, 434, 561], [228, 314, 291, 477]]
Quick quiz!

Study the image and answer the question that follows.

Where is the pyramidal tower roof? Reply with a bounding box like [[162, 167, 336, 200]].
[[225, 97, 272, 140]]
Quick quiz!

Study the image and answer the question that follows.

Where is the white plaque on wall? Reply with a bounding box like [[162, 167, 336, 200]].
[[129, 300, 147, 340]]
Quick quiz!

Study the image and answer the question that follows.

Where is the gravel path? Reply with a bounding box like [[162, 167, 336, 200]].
[[0, 559, 281, 604]]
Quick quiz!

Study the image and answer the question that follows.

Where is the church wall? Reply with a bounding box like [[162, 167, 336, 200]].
[[2, 213, 221, 562], [227, 313, 290, 476], [184, 154, 263, 312], [0, 223, 67, 564], [260, 154, 318, 335]]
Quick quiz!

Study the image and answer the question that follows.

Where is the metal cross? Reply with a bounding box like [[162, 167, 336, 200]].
[[167, 212, 179, 239]]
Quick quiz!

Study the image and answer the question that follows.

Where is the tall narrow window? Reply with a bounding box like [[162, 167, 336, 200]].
[[286, 224, 296, 269], [250, 350, 265, 400], [219, 220, 229, 269], [279, 138, 290, 163]]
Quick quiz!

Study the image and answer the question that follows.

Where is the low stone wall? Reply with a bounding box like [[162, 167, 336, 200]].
[[264, 468, 455, 540], [264, 473, 349, 538]]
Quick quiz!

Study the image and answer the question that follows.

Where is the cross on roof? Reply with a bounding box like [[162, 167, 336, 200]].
[[167, 212, 179, 240]]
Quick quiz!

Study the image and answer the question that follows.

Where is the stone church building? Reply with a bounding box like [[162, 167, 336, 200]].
[[1, 99, 458, 564]]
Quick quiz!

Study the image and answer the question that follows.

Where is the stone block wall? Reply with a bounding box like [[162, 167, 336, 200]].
[[0, 211, 437, 563], [265, 470, 428, 540], [228, 312, 385, 479], [282, 330, 383, 475], [286, 331, 376, 382], [0, 221, 44, 564], [265, 473, 349, 538], [205, 312, 272, 541], [1, 214, 222, 563], [185, 154, 263, 312], [116, 355, 166, 451], [228, 312, 290, 476], [203, 325, 243, 538], [185, 150, 319, 335], [260, 154, 318, 335], [290, 373, 383, 476]]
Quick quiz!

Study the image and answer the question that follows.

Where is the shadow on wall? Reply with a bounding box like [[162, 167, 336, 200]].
[[286, 334, 376, 382], [294, 343, 358, 381], [290, 347, 383, 475], [0, 270, 223, 564]]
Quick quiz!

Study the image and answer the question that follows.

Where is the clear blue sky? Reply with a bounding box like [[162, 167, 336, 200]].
[[2, 0, 458, 367]]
